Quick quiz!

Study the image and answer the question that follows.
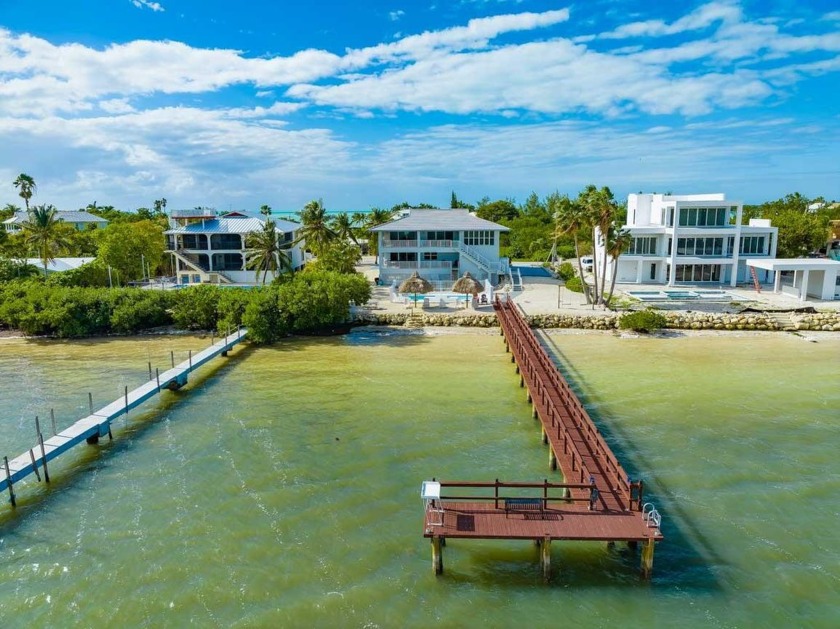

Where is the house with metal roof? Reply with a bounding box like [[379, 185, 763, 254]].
[[3, 210, 108, 233], [369, 209, 510, 287], [164, 209, 304, 285]]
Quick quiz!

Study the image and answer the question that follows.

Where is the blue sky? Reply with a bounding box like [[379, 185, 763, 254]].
[[0, 0, 838, 212]]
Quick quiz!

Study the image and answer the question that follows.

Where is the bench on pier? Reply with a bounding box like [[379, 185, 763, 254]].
[[504, 497, 544, 517]]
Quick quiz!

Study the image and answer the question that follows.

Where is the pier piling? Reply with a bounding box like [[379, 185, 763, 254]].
[[432, 536, 444, 575], [4, 457, 15, 507], [641, 538, 655, 578], [50, 409, 56, 436]]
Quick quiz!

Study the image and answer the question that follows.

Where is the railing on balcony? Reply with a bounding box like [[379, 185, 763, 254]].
[[382, 261, 453, 270], [418, 239, 455, 248], [382, 240, 418, 248]]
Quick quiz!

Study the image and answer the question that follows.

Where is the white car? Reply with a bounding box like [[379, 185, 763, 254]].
[[580, 256, 594, 272]]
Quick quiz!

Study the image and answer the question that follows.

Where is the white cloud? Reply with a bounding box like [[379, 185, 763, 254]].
[[131, 0, 165, 12], [598, 1, 742, 40], [389, 10, 405, 22]]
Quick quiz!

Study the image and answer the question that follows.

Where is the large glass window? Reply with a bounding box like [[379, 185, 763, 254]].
[[211, 233, 243, 250], [212, 253, 243, 271], [677, 207, 731, 227], [463, 231, 495, 246], [180, 234, 208, 249], [676, 237, 725, 256], [626, 237, 657, 255], [673, 264, 722, 282], [740, 236, 766, 254], [388, 252, 417, 261]]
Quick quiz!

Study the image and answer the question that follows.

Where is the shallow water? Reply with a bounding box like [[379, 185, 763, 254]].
[[0, 329, 838, 627]]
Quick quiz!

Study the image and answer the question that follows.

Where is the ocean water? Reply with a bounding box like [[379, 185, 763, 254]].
[[0, 329, 838, 627]]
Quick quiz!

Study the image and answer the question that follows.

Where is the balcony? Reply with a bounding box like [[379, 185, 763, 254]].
[[382, 240, 418, 248], [382, 261, 453, 270]]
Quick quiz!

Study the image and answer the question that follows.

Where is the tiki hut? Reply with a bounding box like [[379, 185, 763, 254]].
[[399, 271, 433, 308], [452, 272, 483, 308]]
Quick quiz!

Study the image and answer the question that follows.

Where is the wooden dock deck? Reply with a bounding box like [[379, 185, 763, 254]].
[[2, 328, 247, 504], [421, 299, 663, 579]]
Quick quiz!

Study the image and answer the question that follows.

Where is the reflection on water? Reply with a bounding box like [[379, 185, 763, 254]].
[[0, 330, 838, 626]]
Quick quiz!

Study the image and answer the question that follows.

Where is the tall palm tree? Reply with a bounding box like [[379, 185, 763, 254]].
[[260, 204, 272, 217], [294, 199, 337, 258], [604, 227, 633, 305], [330, 212, 358, 244], [245, 219, 292, 284], [363, 207, 396, 263], [577, 185, 616, 305], [554, 196, 592, 303], [13, 173, 36, 211], [21, 204, 71, 277]]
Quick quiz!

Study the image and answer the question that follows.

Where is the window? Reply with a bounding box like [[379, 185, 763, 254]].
[[212, 253, 243, 271], [673, 264, 722, 282], [211, 234, 243, 250], [389, 231, 417, 241], [463, 231, 495, 246], [677, 207, 731, 227], [422, 252, 438, 261], [740, 236, 766, 255], [626, 237, 657, 255], [424, 231, 454, 241], [389, 252, 417, 261], [676, 237, 725, 256]]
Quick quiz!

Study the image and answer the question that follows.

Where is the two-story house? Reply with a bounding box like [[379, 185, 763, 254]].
[[3, 210, 109, 233], [596, 193, 778, 287], [370, 209, 510, 288], [164, 209, 304, 285]]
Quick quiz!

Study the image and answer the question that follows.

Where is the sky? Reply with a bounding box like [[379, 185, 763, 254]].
[[0, 0, 838, 213]]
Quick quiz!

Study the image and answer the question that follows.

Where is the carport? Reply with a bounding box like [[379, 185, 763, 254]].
[[745, 258, 840, 302]]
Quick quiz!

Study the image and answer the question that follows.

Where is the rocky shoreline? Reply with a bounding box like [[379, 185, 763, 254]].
[[352, 310, 840, 332]]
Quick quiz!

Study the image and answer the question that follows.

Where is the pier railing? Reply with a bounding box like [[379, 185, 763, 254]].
[[435, 480, 594, 507], [1, 327, 248, 507]]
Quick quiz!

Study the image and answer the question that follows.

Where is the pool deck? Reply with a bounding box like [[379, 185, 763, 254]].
[[354, 258, 840, 316]]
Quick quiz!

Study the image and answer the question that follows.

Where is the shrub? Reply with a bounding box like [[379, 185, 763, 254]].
[[564, 276, 583, 293], [619, 309, 667, 333], [557, 262, 576, 281], [170, 285, 223, 330]]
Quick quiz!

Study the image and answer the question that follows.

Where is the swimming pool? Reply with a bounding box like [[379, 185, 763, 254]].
[[627, 289, 734, 302], [404, 292, 470, 303]]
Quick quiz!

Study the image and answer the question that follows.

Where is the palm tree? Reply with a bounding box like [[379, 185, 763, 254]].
[[604, 227, 633, 305], [260, 204, 272, 217], [577, 185, 616, 305], [363, 207, 396, 263], [331, 212, 358, 244], [245, 219, 292, 284], [294, 199, 337, 258], [554, 196, 592, 303], [13, 173, 36, 211], [21, 204, 71, 277]]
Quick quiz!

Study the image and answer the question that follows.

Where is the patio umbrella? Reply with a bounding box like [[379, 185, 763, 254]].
[[452, 272, 483, 308], [399, 271, 433, 308]]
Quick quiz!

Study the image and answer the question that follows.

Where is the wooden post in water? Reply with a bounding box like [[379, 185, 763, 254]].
[[641, 538, 655, 578], [35, 416, 50, 483], [50, 409, 57, 436], [148, 362, 152, 380], [189, 350, 192, 371], [171, 351, 175, 368], [4, 456, 16, 507], [541, 535, 551, 582], [548, 446, 557, 471], [124, 386, 129, 415], [88, 392, 93, 415], [431, 536, 443, 575], [156, 368, 161, 392], [541, 426, 548, 445], [38, 432, 50, 483], [29, 449, 41, 482]]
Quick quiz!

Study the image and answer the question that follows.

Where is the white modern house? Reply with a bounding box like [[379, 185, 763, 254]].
[[596, 193, 778, 287], [164, 209, 304, 285], [369, 209, 510, 287], [3, 210, 108, 233]]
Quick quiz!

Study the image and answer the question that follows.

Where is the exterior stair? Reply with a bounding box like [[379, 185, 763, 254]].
[[765, 311, 795, 331], [404, 312, 425, 328], [173, 249, 234, 284]]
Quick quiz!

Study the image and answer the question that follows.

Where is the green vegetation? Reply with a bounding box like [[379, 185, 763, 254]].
[[245, 219, 292, 284], [557, 262, 576, 281], [0, 270, 370, 342], [618, 309, 667, 333], [564, 276, 583, 293], [743, 193, 840, 258]]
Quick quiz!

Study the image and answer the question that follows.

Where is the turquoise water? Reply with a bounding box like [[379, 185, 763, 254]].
[[0, 329, 838, 626]]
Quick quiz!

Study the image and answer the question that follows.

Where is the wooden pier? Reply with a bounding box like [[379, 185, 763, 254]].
[[2, 328, 247, 506], [422, 299, 662, 579]]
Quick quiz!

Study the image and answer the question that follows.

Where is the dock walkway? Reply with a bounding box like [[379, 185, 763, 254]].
[[2, 328, 247, 503], [422, 299, 662, 578]]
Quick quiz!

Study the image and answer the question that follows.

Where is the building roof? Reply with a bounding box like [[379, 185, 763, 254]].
[[3, 210, 109, 225], [370, 209, 509, 232], [24, 257, 96, 272], [165, 216, 299, 235], [746, 258, 840, 271]]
